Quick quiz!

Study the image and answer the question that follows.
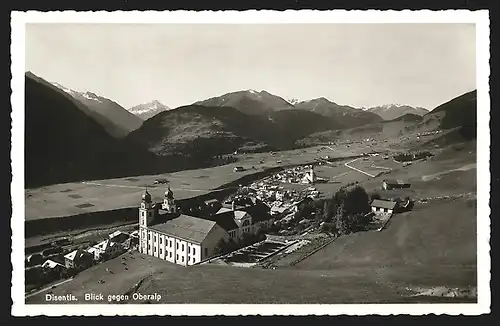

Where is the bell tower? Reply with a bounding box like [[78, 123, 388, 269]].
[[139, 188, 154, 254], [162, 185, 177, 213]]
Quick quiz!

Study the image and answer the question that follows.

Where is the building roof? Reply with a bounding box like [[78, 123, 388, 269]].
[[109, 230, 129, 240], [234, 210, 249, 220], [42, 260, 65, 269], [383, 179, 409, 185], [94, 240, 110, 251], [208, 211, 239, 232], [165, 187, 174, 199], [64, 248, 89, 261], [149, 214, 217, 244], [142, 189, 152, 202], [371, 199, 397, 210], [216, 207, 232, 214]]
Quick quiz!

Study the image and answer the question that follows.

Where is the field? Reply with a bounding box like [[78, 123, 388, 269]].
[[25, 144, 372, 221]]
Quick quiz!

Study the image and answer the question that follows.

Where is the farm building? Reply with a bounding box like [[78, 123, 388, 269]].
[[371, 199, 397, 216], [87, 239, 123, 261], [41, 259, 66, 273], [382, 179, 411, 190], [64, 248, 93, 269]]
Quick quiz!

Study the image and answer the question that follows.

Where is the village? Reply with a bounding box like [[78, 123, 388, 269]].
[[25, 151, 418, 294]]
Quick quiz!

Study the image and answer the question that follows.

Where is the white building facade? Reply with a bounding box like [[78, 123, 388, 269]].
[[138, 189, 230, 266]]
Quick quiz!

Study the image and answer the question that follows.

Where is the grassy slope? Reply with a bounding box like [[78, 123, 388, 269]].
[[295, 199, 476, 275]]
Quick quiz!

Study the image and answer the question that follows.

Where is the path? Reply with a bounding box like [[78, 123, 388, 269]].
[[25, 277, 74, 299], [421, 163, 476, 182], [344, 158, 377, 178]]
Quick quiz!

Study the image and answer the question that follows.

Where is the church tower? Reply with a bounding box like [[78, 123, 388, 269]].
[[162, 185, 177, 213], [139, 188, 154, 254]]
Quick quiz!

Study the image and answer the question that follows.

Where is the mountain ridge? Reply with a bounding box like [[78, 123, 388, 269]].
[[35, 74, 144, 138], [128, 100, 171, 121], [365, 104, 429, 120]]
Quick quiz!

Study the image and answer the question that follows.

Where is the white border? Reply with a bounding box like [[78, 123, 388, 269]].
[[11, 10, 490, 316]]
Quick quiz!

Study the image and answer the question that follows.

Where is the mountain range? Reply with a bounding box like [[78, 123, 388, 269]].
[[195, 89, 295, 117], [49, 79, 143, 138], [128, 100, 171, 121], [364, 104, 429, 120], [24, 71, 477, 187]]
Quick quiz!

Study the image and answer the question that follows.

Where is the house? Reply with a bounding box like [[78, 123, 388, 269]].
[[203, 199, 222, 215], [41, 259, 66, 274], [382, 179, 411, 190], [64, 248, 93, 269], [27, 253, 44, 265], [109, 231, 130, 244], [209, 196, 274, 240], [371, 199, 397, 216], [88, 239, 123, 261]]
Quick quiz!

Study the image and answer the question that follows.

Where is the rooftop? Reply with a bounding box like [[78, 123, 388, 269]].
[[371, 199, 397, 210], [64, 248, 90, 261], [149, 214, 217, 244], [42, 259, 65, 269], [208, 211, 239, 232], [383, 179, 410, 185]]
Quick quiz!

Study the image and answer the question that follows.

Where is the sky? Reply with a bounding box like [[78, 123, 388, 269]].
[[25, 23, 476, 110]]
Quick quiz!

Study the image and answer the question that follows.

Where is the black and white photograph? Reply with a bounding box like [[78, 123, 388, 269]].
[[11, 10, 490, 316]]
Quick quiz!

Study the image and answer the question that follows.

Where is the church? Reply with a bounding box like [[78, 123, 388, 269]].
[[138, 187, 229, 266]]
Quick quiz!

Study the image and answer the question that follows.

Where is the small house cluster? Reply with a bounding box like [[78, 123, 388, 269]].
[[270, 165, 327, 185], [382, 179, 412, 190], [29, 229, 139, 290]]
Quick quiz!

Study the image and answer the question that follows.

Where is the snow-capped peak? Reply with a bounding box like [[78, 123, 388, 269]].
[[51, 82, 103, 103], [381, 103, 407, 109], [128, 100, 170, 120]]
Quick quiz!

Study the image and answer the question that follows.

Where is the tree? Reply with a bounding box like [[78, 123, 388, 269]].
[[331, 185, 372, 235], [343, 186, 370, 216], [322, 199, 334, 222], [214, 238, 228, 256]]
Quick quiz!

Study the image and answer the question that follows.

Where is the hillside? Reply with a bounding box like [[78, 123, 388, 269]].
[[423, 90, 477, 140], [195, 89, 294, 117], [366, 104, 428, 120], [294, 97, 382, 128], [126, 105, 275, 158], [24, 74, 188, 187], [25, 74, 127, 187], [268, 109, 342, 140], [385, 113, 423, 123], [128, 100, 171, 121], [50, 79, 143, 138]]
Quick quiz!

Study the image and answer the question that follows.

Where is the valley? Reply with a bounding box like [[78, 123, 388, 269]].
[[23, 71, 479, 305]]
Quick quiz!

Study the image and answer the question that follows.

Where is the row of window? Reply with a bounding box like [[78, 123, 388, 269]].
[[147, 233, 199, 254], [144, 244, 198, 264]]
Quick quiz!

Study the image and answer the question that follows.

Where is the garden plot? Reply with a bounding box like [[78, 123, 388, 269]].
[[222, 241, 291, 265]]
